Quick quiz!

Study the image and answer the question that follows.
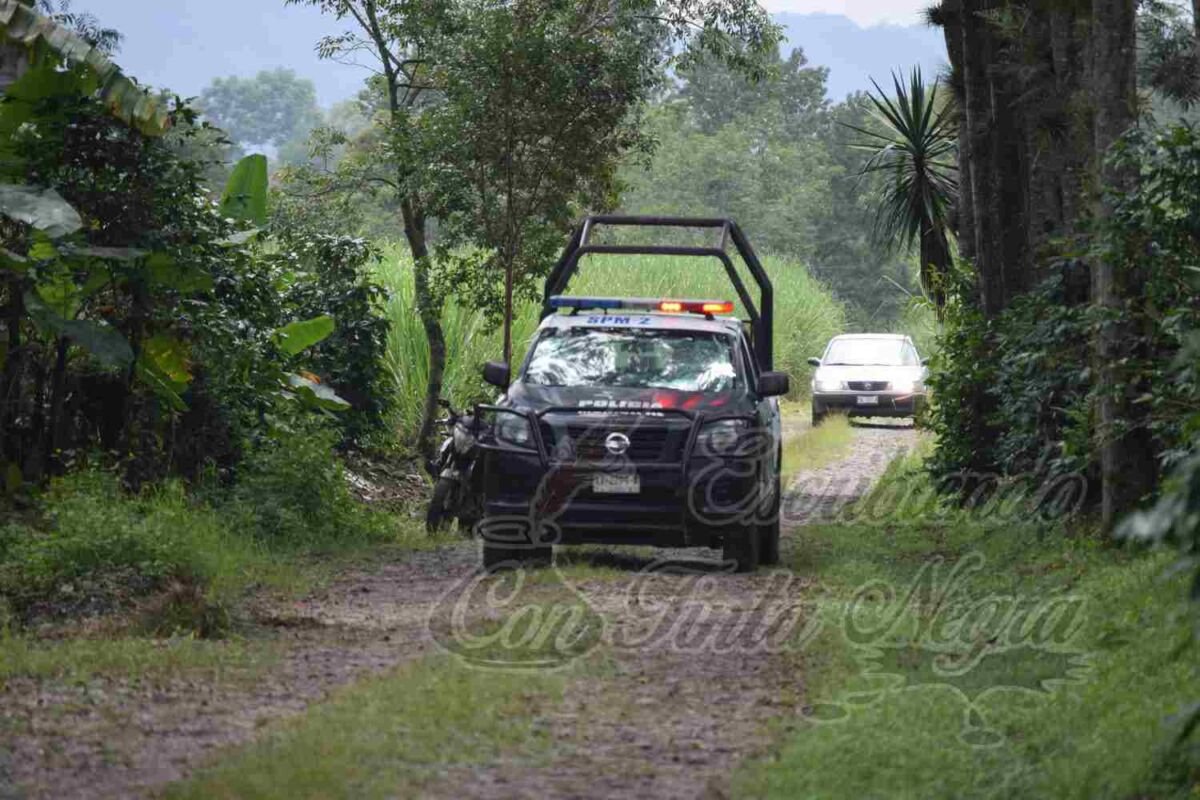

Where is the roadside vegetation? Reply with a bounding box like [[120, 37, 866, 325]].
[[736, 453, 1198, 798]]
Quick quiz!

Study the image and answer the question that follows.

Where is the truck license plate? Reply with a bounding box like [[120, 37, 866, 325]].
[[594, 473, 640, 494], [857, 395, 880, 406]]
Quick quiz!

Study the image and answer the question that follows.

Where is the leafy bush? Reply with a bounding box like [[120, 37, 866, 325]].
[[0, 470, 260, 634], [224, 415, 394, 548], [276, 233, 392, 444]]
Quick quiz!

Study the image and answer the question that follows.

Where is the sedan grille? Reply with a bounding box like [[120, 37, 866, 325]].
[[847, 381, 890, 392]]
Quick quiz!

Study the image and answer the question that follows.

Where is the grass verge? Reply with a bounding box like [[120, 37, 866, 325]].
[[780, 408, 854, 484], [737, 453, 1200, 799], [0, 633, 275, 687], [165, 653, 569, 799]]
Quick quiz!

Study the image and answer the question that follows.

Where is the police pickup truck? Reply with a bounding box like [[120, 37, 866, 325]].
[[472, 216, 789, 572]]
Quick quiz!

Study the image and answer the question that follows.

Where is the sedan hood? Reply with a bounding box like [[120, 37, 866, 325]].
[[814, 364, 926, 384]]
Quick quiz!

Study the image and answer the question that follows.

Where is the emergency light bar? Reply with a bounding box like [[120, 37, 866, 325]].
[[547, 296, 735, 315]]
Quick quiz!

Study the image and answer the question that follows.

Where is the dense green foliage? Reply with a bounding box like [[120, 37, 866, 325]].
[[619, 48, 917, 327], [0, 19, 394, 494], [0, 415, 400, 636], [926, 124, 1200, 494]]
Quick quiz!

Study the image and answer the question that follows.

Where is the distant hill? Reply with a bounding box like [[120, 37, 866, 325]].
[[79, 2, 948, 108], [775, 13, 947, 100]]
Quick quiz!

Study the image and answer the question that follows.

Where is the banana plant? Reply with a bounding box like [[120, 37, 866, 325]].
[[0, 0, 169, 135]]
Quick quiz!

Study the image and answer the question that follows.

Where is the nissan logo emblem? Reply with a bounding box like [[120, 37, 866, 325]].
[[604, 432, 631, 456]]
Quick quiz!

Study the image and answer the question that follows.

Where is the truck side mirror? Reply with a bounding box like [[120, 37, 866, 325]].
[[920, 358, 930, 367], [482, 361, 510, 390], [807, 357, 821, 367], [757, 372, 790, 398]]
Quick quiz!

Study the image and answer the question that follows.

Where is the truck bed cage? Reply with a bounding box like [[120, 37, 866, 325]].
[[541, 216, 775, 371]]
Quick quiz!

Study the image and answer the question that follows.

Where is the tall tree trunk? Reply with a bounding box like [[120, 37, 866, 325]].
[[502, 258, 515, 367], [0, 278, 25, 468], [362, 0, 446, 470], [939, 0, 976, 268], [1091, 0, 1154, 527], [401, 199, 445, 469]]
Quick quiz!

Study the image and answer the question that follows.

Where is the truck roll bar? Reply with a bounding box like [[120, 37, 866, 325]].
[[540, 216, 775, 371]]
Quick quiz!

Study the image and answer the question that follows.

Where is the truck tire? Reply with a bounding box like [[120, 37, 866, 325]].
[[759, 519, 780, 566], [812, 406, 827, 427], [723, 525, 760, 573], [759, 472, 782, 566]]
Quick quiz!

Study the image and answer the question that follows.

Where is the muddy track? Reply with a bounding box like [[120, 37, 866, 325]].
[[1, 422, 915, 800]]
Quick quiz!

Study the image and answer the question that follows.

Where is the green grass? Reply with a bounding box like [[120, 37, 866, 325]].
[[736, 453, 1200, 799], [0, 633, 275, 687], [165, 654, 569, 799], [375, 247, 847, 441], [781, 409, 854, 483]]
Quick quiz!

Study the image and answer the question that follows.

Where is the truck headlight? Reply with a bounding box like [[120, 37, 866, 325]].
[[495, 414, 535, 449], [893, 379, 924, 395], [700, 419, 748, 455], [814, 379, 844, 393]]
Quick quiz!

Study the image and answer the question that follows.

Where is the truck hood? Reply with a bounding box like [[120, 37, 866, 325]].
[[504, 382, 753, 416]]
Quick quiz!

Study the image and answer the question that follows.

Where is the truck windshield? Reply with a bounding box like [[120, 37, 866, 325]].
[[524, 328, 739, 393], [823, 338, 919, 366]]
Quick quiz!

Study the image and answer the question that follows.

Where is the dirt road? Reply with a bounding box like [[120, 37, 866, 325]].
[[2, 422, 916, 799]]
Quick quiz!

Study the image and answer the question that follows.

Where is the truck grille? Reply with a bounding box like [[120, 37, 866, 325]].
[[540, 418, 689, 464], [847, 381, 890, 392]]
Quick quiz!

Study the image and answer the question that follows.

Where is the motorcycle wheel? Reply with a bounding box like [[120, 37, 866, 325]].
[[425, 477, 456, 533]]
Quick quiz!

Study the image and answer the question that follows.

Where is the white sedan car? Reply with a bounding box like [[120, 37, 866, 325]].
[[809, 334, 928, 425]]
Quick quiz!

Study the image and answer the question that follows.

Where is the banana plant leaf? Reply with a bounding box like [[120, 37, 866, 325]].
[[273, 315, 335, 356], [23, 291, 133, 368], [0, 184, 82, 238], [285, 373, 350, 412], [220, 155, 269, 225], [0, 0, 170, 136]]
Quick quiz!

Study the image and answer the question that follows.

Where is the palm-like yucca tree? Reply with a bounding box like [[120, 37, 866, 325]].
[[845, 67, 957, 315]]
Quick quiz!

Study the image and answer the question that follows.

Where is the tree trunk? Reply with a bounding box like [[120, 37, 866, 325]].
[[1091, 0, 1155, 527], [939, 0, 976, 268], [502, 258, 515, 367], [402, 199, 445, 470], [0, 278, 25, 467]]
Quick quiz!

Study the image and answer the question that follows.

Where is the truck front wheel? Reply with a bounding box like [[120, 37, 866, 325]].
[[723, 525, 761, 573]]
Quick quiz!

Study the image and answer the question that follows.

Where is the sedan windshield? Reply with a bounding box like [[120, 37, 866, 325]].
[[524, 328, 739, 393], [824, 338, 919, 366]]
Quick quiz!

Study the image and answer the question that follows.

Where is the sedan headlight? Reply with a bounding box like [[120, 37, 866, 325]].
[[495, 413, 535, 449], [699, 418, 749, 455], [813, 378, 844, 393], [892, 379, 925, 395]]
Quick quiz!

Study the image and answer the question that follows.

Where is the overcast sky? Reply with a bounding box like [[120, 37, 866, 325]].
[[75, 0, 940, 106], [761, 0, 929, 26]]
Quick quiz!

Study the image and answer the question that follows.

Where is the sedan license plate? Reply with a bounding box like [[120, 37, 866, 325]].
[[856, 395, 881, 406], [594, 473, 640, 494]]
